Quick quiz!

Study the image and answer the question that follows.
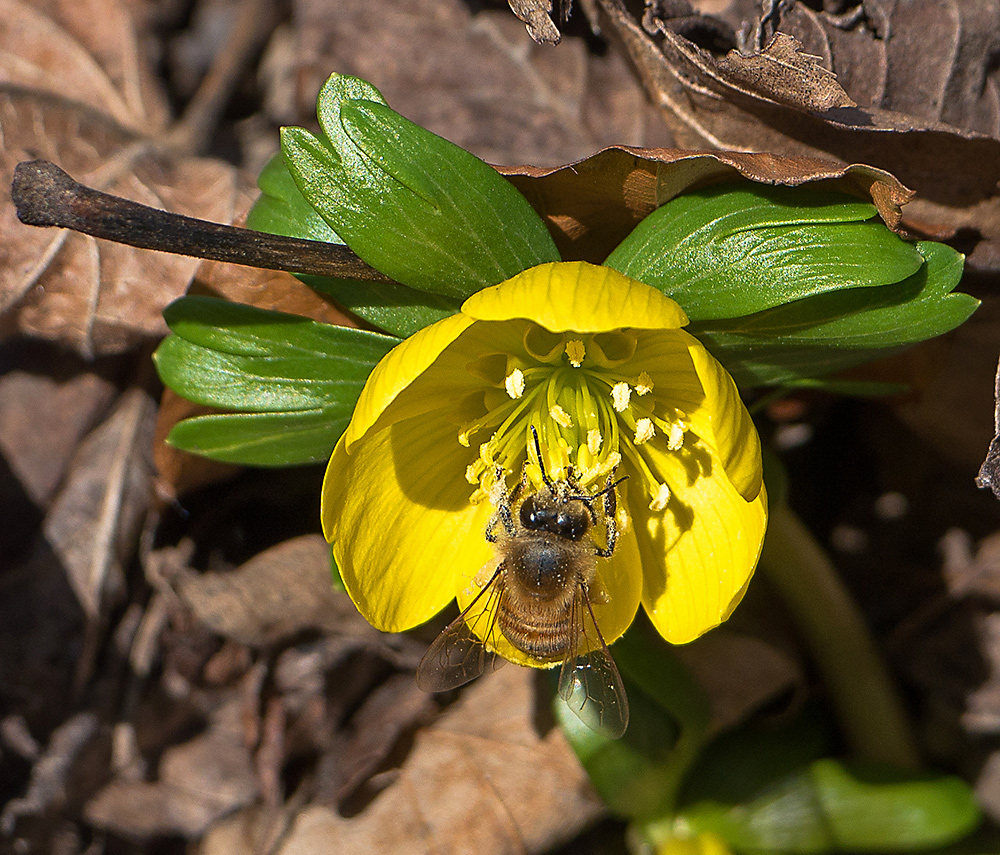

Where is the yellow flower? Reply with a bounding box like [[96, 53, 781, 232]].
[[321, 262, 767, 662]]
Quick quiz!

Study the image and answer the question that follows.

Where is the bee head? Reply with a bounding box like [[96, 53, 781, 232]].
[[519, 492, 591, 541]]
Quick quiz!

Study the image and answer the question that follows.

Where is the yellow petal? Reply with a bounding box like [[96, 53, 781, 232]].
[[633, 443, 768, 644], [686, 339, 763, 502], [455, 507, 642, 668], [345, 312, 474, 449], [462, 261, 689, 333], [323, 414, 493, 632]]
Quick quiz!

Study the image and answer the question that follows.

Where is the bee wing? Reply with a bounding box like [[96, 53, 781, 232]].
[[416, 565, 505, 692], [557, 588, 629, 739]]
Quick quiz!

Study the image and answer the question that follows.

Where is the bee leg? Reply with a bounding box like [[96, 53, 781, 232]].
[[488, 466, 517, 540], [596, 471, 619, 558]]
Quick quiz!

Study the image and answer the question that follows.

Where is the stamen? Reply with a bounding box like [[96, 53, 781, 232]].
[[504, 368, 525, 399], [650, 482, 671, 511], [465, 462, 482, 485], [587, 429, 603, 455], [550, 404, 573, 428], [611, 382, 631, 412], [634, 418, 655, 445], [667, 422, 685, 451], [565, 340, 586, 367], [635, 371, 654, 395]]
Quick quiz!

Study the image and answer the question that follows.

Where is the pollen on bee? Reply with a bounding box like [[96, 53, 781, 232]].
[[635, 371, 653, 396], [504, 368, 525, 399], [550, 404, 573, 428], [667, 422, 685, 451], [634, 418, 655, 445], [649, 482, 671, 511], [565, 339, 586, 367], [611, 382, 631, 412], [587, 429, 603, 455]]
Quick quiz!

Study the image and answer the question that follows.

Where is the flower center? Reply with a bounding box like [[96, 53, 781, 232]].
[[460, 326, 689, 511]]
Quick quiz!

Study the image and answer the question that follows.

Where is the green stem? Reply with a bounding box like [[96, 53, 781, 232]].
[[760, 503, 920, 769]]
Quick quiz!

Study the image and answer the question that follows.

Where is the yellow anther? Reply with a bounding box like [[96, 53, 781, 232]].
[[611, 382, 631, 412], [549, 405, 573, 428], [504, 367, 525, 399], [634, 418, 655, 445], [587, 429, 603, 455], [649, 482, 671, 512], [565, 340, 586, 367], [635, 371, 654, 395], [668, 422, 685, 451]]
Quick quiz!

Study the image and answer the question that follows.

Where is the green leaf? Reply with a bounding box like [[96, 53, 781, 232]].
[[297, 274, 460, 338], [679, 760, 981, 854], [693, 241, 978, 387], [246, 153, 461, 336], [166, 409, 347, 466], [247, 152, 343, 243], [604, 184, 925, 321], [281, 73, 559, 299], [154, 297, 398, 466]]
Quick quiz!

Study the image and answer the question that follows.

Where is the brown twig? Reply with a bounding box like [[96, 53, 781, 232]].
[[12, 160, 394, 283]]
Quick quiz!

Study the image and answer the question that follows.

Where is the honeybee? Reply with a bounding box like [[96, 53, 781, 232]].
[[416, 428, 629, 738]]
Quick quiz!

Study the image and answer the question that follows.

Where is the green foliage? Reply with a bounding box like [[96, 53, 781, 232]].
[[604, 185, 977, 388], [677, 760, 981, 854], [280, 73, 559, 301], [248, 154, 461, 337], [154, 296, 398, 465]]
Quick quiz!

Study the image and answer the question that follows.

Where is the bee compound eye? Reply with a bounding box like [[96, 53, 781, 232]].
[[557, 509, 588, 540], [519, 495, 540, 528]]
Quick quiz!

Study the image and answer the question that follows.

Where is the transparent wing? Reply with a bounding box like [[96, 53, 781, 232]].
[[416, 565, 505, 692], [557, 587, 629, 739]]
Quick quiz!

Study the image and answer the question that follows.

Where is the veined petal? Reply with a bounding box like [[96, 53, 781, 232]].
[[323, 414, 493, 632], [345, 312, 474, 449], [633, 443, 768, 644], [686, 340, 764, 502], [463, 262, 689, 333], [455, 518, 643, 667]]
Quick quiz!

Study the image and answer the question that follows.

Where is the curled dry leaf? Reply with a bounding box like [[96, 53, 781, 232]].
[[591, 0, 1000, 271], [507, 0, 564, 45], [977, 355, 1000, 500], [0, 0, 251, 356], [501, 146, 912, 262], [273, 666, 603, 855]]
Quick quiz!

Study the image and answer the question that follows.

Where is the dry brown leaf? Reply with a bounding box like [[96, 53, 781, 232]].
[[281, 0, 671, 168], [592, 0, 1000, 271], [0, 0, 252, 356], [177, 534, 361, 647], [507, 0, 563, 44], [0, 348, 118, 508], [273, 666, 603, 855], [501, 146, 912, 263], [85, 696, 258, 839], [713, 32, 856, 111], [42, 387, 157, 622]]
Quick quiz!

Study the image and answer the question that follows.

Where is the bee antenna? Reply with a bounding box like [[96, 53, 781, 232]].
[[529, 425, 556, 493], [591, 475, 629, 499]]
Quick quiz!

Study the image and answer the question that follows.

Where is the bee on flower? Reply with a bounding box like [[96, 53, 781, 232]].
[[321, 261, 767, 730]]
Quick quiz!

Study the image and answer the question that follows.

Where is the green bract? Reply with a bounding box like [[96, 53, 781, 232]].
[[155, 297, 397, 465]]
